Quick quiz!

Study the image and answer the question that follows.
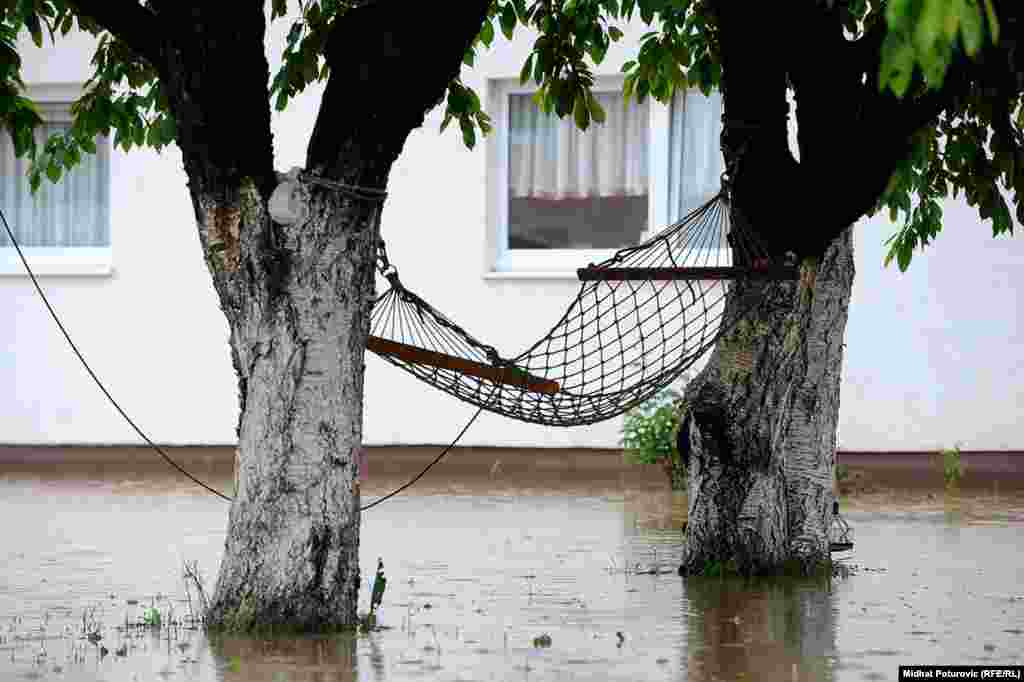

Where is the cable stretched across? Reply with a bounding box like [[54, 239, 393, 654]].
[[358, 406, 483, 511], [1, 207, 232, 502], [1, 206, 476, 511]]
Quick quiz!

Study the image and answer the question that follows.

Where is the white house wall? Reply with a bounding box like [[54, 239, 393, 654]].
[[0, 18, 1021, 450]]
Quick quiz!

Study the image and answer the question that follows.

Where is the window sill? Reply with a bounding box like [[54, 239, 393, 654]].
[[483, 270, 583, 281], [0, 247, 113, 277]]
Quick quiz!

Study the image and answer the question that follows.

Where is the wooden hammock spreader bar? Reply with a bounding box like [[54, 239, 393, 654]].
[[367, 336, 560, 395], [576, 266, 800, 281]]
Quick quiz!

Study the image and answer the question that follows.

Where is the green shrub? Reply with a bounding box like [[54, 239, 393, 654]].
[[621, 388, 682, 466], [836, 463, 849, 483], [143, 606, 161, 627], [940, 446, 964, 487]]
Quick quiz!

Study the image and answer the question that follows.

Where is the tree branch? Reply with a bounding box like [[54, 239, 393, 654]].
[[306, 1, 490, 186], [156, 2, 277, 203], [68, 0, 164, 69], [786, 3, 979, 250]]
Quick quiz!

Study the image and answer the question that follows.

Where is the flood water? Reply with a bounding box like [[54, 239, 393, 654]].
[[1, 448, 1023, 681]]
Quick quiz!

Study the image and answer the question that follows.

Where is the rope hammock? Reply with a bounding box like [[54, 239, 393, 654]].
[[367, 190, 797, 427]]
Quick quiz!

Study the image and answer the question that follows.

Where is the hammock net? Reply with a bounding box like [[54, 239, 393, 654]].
[[368, 191, 794, 427]]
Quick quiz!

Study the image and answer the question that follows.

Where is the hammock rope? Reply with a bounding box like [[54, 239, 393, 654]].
[[368, 190, 797, 427]]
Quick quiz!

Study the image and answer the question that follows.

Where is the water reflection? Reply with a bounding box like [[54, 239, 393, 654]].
[[211, 633, 358, 681], [684, 577, 836, 681]]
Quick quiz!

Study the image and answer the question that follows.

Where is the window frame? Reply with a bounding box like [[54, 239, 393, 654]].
[[485, 74, 672, 280], [0, 82, 113, 278]]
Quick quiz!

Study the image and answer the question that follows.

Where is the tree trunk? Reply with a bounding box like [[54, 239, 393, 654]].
[[138, 1, 489, 632], [678, 226, 854, 576], [664, 454, 687, 491], [202, 178, 382, 631], [666, 411, 691, 491]]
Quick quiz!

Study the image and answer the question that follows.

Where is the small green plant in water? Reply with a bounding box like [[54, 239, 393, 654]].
[[358, 612, 378, 633], [940, 446, 965, 488], [699, 558, 739, 578], [532, 633, 552, 648], [370, 558, 387, 613], [143, 606, 161, 628], [836, 463, 849, 483]]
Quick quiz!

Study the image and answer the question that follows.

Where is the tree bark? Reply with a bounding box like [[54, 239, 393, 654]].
[[669, 1, 872, 577], [678, 226, 854, 575], [204, 179, 380, 630]]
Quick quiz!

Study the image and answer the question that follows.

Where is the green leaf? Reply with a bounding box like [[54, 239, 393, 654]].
[[588, 92, 606, 124], [459, 116, 476, 149], [959, 0, 983, 56], [520, 54, 534, 85], [886, 0, 915, 29], [306, 2, 321, 25], [479, 20, 494, 48], [533, 46, 546, 83], [944, 0, 963, 39], [897, 238, 913, 271], [45, 160, 61, 183], [500, 3, 516, 40], [25, 13, 43, 48], [160, 115, 176, 145], [914, 0, 945, 52], [286, 22, 303, 49], [879, 33, 915, 96], [621, 59, 636, 73], [991, 192, 1012, 236], [66, 143, 81, 167], [573, 91, 589, 130], [983, 0, 1000, 43]]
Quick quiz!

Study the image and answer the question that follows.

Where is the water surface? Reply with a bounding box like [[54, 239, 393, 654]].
[[1, 453, 1022, 681]]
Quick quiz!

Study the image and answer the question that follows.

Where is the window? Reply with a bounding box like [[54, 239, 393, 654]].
[[0, 86, 111, 276], [487, 75, 723, 277]]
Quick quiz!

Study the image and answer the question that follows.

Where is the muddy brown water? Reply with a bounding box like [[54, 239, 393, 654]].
[[1, 447, 1022, 681]]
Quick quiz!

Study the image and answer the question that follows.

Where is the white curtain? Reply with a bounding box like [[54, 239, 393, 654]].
[[667, 88, 724, 222], [509, 92, 649, 199], [0, 122, 110, 247]]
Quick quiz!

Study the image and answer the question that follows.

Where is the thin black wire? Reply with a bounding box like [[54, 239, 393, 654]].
[[358, 406, 484, 512], [2, 206, 480, 512], [0, 206, 232, 502]]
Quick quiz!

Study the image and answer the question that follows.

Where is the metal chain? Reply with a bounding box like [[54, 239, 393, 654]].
[[297, 171, 388, 203]]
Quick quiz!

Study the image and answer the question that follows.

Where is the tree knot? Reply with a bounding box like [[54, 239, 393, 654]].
[[207, 202, 242, 272]]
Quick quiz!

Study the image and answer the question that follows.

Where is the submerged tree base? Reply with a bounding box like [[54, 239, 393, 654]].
[[678, 554, 838, 581], [205, 602, 361, 636], [206, 574, 361, 635]]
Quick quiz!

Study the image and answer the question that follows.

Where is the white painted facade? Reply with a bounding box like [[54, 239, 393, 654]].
[[1, 19, 1022, 451]]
